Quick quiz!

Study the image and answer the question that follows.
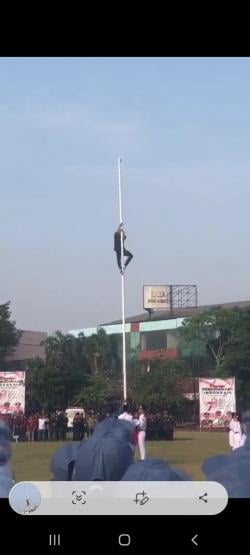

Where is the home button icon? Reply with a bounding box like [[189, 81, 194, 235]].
[[118, 534, 131, 547]]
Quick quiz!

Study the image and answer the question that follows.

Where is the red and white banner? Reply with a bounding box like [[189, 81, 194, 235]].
[[199, 377, 236, 428], [0, 372, 25, 413]]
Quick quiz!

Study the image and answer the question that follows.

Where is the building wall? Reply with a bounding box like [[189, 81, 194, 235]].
[[68, 299, 250, 363], [69, 317, 184, 361]]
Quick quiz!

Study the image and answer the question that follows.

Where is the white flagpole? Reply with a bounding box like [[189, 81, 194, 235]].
[[118, 157, 127, 402]]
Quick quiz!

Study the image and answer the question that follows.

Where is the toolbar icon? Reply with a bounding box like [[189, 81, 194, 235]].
[[133, 491, 150, 506], [72, 490, 86, 504]]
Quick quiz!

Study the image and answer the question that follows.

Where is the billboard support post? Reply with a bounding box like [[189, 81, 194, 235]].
[[170, 285, 173, 318]]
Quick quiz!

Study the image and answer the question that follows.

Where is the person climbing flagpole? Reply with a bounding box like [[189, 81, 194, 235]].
[[114, 158, 134, 402]]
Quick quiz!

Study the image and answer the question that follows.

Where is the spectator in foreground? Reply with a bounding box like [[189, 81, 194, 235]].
[[203, 411, 250, 498], [0, 422, 15, 498], [93, 416, 135, 445], [74, 434, 134, 481], [122, 458, 192, 481], [51, 443, 80, 481], [51, 417, 135, 481]]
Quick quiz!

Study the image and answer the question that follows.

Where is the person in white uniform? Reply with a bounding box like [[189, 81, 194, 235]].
[[239, 419, 247, 447], [240, 433, 247, 447], [228, 412, 234, 449], [118, 404, 133, 422], [137, 406, 147, 460], [229, 413, 242, 450]]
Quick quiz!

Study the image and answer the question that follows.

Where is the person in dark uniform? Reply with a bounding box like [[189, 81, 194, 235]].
[[20, 413, 27, 442], [63, 412, 68, 441], [0, 421, 15, 496], [0, 410, 13, 436], [56, 412, 65, 441], [147, 413, 154, 441], [155, 413, 162, 440], [12, 412, 22, 440], [114, 223, 133, 274], [73, 413, 79, 441], [48, 412, 57, 441], [87, 412, 95, 437], [163, 413, 174, 441], [78, 414, 85, 441]]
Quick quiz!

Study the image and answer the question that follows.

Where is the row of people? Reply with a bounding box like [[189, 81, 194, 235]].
[[0, 409, 100, 442], [0, 406, 175, 443], [146, 412, 175, 441], [0, 411, 69, 442]]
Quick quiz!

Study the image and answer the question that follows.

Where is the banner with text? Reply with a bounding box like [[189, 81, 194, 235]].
[[0, 372, 26, 413], [199, 377, 236, 428]]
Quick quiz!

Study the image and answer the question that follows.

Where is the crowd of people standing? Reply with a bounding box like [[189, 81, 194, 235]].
[[0, 408, 103, 443], [0, 409, 69, 442], [0, 404, 175, 446]]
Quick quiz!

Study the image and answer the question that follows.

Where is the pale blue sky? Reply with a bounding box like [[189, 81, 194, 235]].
[[1, 57, 250, 332]]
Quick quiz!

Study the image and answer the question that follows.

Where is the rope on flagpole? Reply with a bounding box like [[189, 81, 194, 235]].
[[118, 157, 127, 402]]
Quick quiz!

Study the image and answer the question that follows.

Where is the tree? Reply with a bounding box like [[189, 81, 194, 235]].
[[74, 371, 120, 412], [127, 357, 190, 413], [26, 331, 88, 412], [178, 337, 212, 418], [0, 301, 20, 360], [179, 307, 242, 369], [84, 328, 120, 375], [73, 329, 122, 411], [221, 309, 250, 410], [179, 307, 250, 410], [26, 358, 61, 412], [26, 328, 121, 412]]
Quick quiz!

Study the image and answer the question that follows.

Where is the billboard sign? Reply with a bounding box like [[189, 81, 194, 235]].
[[199, 377, 236, 428], [0, 372, 26, 413], [143, 285, 171, 310]]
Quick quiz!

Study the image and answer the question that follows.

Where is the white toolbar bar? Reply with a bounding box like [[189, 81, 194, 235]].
[[9, 481, 228, 515]]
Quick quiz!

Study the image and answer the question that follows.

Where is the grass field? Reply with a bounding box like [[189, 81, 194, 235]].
[[11, 430, 231, 482]]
